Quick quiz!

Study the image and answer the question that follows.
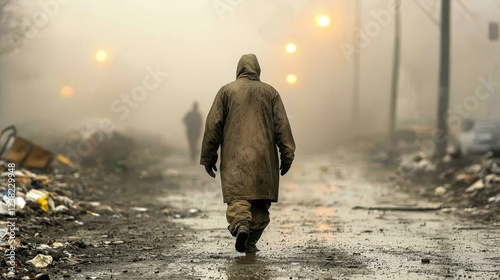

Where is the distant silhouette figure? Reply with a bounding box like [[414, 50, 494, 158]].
[[183, 102, 202, 162]]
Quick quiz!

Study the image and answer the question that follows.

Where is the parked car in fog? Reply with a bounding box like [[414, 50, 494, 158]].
[[459, 119, 500, 156]]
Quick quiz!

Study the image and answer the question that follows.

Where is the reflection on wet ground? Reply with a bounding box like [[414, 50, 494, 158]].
[[76, 153, 500, 279], [163, 153, 500, 279]]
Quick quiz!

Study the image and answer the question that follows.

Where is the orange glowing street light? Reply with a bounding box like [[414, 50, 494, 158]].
[[316, 15, 331, 27], [285, 43, 298, 54], [95, 50, 109, 63]]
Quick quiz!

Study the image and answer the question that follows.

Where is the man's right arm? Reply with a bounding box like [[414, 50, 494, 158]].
[[272, 93, 295, 175]]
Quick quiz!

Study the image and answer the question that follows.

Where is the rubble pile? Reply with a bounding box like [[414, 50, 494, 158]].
[[397, 152, 437, 174], [394, 151, 500, 221], [0, 161, 103, 278], [0, 125, 178, 278]]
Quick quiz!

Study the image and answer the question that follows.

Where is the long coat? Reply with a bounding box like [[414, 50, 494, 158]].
[[200, 54, 295, 203]]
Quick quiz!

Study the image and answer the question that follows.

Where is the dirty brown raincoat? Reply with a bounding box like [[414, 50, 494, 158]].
[[200, 54, 295, 203]]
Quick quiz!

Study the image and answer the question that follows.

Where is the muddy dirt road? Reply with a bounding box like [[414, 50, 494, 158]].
[[76, 152, 500, 280]]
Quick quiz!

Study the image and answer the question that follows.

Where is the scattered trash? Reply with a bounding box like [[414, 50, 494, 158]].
[[0, 126, 54, 169], [442, 154, 452, 163], [34, 273, 51, 280], [4, 272, 16, 279], [0, 202, 8, 215], [398, 152, 436, 174], [434, 186, 447, 196], [392, 149, 500, 219], [26, 254, 53, 268], [86, 210, 101, 217], [26, 189, 54, 212], [53, 242, 65, 248], [0, 128, 175, 278], [87, 202, 101, 207], [36, 244, 51, 250], [465, 174, 500, 193], [53, 205, 69, 213], [104, 240, 124, 245], [131, 207, 148, 212], [488, 195, 500, 203]]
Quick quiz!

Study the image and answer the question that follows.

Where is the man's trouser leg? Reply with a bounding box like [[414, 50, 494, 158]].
[[226, 200, 252, 236], [247, 200, 271, 250], [226, 200, 271, 249]]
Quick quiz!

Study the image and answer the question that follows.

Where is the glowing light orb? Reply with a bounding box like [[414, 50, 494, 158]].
[[286, 74, 298, 85], [60, 86, 75, 98], [285, 43, 297, 54], [95, 50, 109, 62], [316, 15, 331, 27]]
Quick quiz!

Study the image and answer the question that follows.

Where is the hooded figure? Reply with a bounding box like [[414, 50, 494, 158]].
[[200, 54, 295, 253], [183, 102, 202, 162]]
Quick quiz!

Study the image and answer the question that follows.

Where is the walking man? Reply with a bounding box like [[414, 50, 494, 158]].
[[200, 54, 296, 253], [183, 101, 202, 163]]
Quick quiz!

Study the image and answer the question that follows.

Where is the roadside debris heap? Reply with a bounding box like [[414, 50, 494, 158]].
[[0, 124, 142, 279], [396, 151, 500, 220]]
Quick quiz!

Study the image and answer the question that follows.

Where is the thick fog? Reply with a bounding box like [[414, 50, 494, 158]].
[[0, 0, 499, 153]]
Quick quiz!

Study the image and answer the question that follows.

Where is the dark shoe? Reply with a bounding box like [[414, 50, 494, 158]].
[[245, 244, 260, 253], [235, 225, 249, 253]]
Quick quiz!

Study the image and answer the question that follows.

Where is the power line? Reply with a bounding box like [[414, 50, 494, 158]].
[[413, 0, 439, 26]]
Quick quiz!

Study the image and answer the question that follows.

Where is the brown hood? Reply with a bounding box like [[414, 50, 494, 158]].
[[236, 54, 261, 81]]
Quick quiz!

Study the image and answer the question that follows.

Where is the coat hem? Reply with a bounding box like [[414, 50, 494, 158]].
[[224, 196, 278, 204]]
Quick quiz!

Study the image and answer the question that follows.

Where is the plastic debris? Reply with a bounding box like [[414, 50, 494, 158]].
[[26, 189, 54, 212], [434, 186, 447, 196], [26, 254, 53, 268], [86, 210, 100, 217], [36, 244, 51, 250], [466, 179, 485, 193], [104, 240, 124, 245], [1, 195, 27, 211], [53, 205, 69, 213], [0, 201, 9, 215], [52, 242, 65, 248]]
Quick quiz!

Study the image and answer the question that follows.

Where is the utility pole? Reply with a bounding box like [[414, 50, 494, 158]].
[[388, 0, 401, 142], [352, 0, 361, 122], [435, 0, 451, 157]]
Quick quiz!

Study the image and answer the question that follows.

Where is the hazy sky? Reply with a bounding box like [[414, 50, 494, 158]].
[[1, 0, 499, 152]]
